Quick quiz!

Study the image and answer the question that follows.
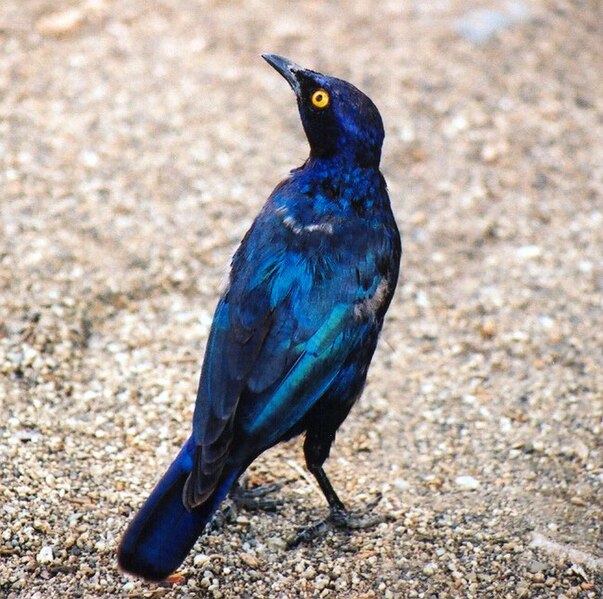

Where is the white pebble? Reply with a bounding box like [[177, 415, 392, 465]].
[[394, 478, 411, 491], [455, 475, 481, 490], [515, 245, 542, 259], [36, 9, 84, 37], [37, 545, 54, 564], [193, 553, 210, 567]]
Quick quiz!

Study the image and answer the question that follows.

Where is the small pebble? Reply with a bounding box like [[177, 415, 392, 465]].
[[455, 476, 481, 490], [36, 9, 84, 37], [515, 245, 543, 259], [527, 560, 547, 574], [266, 536, 286, 551], [36, 546, 53, 564], [193, 553, 210, 567]]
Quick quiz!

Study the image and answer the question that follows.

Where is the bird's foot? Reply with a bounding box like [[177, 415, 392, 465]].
[[286, 493, 383, 549], [230, 480, 284, 512], [210, 481, 283, 530]]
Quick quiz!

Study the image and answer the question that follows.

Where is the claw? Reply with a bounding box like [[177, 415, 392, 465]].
[[330, 507, 383, 530], [229, 481, 284, 512], [236, 482, 281, 498], [287, 519, 331, 549], [286, 493, 384, 549]]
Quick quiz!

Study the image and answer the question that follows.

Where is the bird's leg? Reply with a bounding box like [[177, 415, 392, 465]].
[[308, 461, 345, 512], [287, 430, 383, 548], [228, 476, 283, 512]]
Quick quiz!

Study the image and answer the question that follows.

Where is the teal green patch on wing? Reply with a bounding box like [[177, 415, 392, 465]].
[[245, 303, 357, 444]]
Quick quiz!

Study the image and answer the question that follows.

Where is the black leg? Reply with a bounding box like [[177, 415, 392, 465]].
[[307, 461, 346, 512], [286, 427, 383, 548]]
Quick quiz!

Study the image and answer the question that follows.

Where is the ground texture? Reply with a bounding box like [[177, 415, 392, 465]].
[[1, 0, 602, 597]]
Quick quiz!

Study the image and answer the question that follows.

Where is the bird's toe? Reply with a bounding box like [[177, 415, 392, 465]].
[[229, 480, 284, 512]]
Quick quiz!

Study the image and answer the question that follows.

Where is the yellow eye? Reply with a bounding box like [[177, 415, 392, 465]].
[[311, 89, 330, 109]]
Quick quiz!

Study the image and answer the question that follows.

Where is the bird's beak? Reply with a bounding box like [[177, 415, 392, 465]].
[[262, 53, 302, 94]]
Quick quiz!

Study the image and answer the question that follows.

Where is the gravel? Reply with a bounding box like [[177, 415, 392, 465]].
[[1, 0, 602, 597]]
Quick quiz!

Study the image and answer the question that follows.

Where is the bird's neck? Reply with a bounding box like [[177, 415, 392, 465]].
[[303, 154, 381, 182], [291, 154, 387, 214]]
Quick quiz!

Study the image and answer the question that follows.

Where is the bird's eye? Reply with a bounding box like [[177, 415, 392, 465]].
[[311, 89, 330, 109]]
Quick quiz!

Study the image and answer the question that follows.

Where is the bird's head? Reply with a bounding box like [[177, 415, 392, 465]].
[[262, 54, 384, 168]]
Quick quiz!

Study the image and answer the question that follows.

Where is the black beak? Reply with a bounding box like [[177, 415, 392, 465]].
[[261, 53, 302, 94]]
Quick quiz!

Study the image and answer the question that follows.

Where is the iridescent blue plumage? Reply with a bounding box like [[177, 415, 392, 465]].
[[118, 54, 401, 581]]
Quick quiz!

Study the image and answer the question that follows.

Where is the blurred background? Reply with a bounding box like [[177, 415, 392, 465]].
[[1, 1, 602, 596]]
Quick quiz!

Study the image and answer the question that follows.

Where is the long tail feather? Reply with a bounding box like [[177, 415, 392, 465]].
[[117, 437, 236, 581]]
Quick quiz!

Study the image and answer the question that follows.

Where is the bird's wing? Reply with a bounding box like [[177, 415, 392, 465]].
[[240, 301, 362, 443], [184, 214, 384, 509]]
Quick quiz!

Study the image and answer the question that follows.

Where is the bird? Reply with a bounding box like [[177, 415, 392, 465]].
[[117, 53, 402, 582]]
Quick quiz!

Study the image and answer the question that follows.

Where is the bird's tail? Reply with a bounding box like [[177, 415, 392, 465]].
[[117, 437, 237, 581]]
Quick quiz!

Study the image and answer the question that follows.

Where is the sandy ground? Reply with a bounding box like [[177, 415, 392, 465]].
[[1, 0, 602, 597]]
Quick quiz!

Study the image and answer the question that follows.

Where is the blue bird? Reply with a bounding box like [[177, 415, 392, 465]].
[[118, 54, 402, 582]]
